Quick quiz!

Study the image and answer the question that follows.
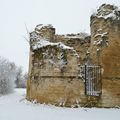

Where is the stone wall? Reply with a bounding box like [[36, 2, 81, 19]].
[[27, 23, 91, 107], [27, 4, 120, 108], [90, 4, 120, 107], [27, 77, 86, 107], [100, 79, 120, 108], [90, 4, 120, 78], [27, 42, 87, 107]]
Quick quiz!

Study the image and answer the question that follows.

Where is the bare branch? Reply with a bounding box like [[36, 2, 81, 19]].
[[22, 35, 30, 45], [24, 23, 29, 36]]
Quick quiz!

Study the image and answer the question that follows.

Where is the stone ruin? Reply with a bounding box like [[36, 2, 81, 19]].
[[27, 4, 120, 107]]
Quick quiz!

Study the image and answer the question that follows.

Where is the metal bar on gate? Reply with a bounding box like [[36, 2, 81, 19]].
[[99, 65, 102, 95], [95, 66, 97, 93], [90, 66, 92, 95], [85, 65, 87, 95]]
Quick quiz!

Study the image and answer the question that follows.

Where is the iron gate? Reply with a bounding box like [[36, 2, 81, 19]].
[[80, 65, 102, 96]]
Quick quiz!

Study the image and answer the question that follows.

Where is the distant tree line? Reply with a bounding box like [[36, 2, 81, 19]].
[[0, 56, 28, 95]]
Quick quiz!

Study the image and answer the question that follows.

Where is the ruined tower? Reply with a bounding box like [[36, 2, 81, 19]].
[[90, 4, 120, 107]]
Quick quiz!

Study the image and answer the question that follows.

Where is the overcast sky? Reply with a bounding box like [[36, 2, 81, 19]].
[[0, 0, 119, 72]]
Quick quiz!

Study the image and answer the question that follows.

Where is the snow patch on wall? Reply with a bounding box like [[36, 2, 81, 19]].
[[32, 39, 73, 50], [92, 4, 120, 20], [35, 24, 53, 31], [93, 32, 108, 47]]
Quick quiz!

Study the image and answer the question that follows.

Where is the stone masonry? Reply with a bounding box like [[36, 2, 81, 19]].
[[27, 4, 120, 108]]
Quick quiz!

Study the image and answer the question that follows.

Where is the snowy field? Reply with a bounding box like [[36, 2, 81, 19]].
[[0, 89, 120, 120]]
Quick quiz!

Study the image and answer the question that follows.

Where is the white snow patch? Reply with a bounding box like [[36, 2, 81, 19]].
[[96, 39, 103, 45], [97, 29, 102, 32], [0, 88, 120, 120], [97, 48, 100, 51], [93, 39, 108, 47], [93, 32, 108, 47], [96, 12, 117, 20], [93, 4, 120, 20], [94, 32, 108, 38], [32, 39, 73, 50], [35, 24, 53, 30]]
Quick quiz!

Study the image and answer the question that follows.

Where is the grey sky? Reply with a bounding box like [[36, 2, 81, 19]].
[[0, 0, 119, 72]]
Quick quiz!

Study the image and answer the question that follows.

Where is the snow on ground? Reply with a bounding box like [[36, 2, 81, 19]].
[[0, 89, 120, 120]]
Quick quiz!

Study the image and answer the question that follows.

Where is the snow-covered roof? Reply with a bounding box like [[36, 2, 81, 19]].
[[92, 4, 120, 20], [32, 39, 73, 50]]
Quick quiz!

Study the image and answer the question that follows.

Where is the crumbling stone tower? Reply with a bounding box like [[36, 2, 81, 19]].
[[90, 4, 120, 107]]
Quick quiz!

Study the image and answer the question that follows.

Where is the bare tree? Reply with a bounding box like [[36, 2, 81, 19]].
[[0, 57, 16, 94], [15, 67, 28, 88], [15, 67, 23, 88]]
